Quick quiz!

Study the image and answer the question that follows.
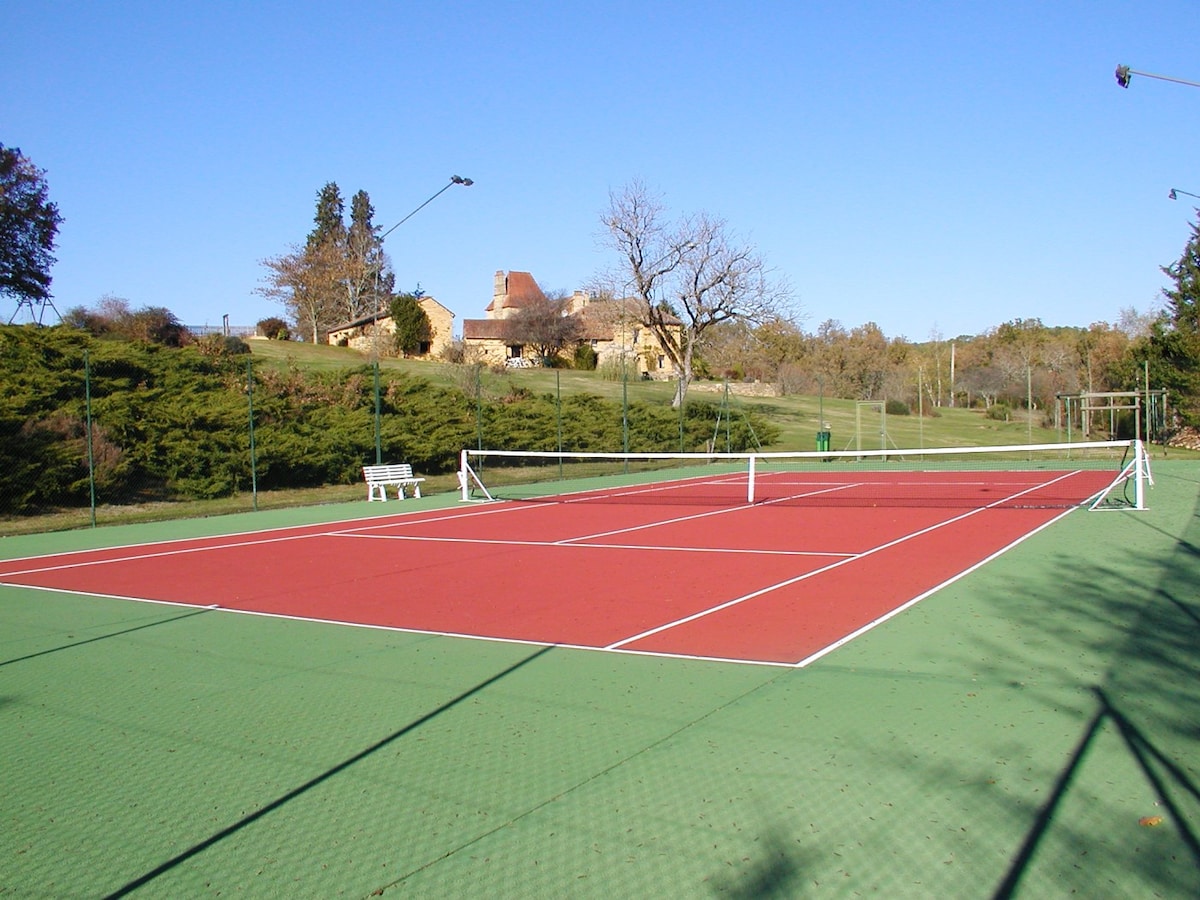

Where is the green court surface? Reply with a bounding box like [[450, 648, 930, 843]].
[[2, 462, 1198, 897]]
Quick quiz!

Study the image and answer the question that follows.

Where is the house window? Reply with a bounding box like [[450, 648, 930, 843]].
[[508, 345, 523, 358], [657, 355, 665, 370]]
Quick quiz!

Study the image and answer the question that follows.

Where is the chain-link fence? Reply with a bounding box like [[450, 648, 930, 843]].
[[0, 327, 771, 536]]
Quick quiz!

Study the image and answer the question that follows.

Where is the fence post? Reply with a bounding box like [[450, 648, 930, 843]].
[[373, 360, 383, 464], [475, 365, 483, 451], [247, 357, 258, 511], [556, 370, 563, 479], [679, 375, 685, 452], [85, 350, 96, 528]]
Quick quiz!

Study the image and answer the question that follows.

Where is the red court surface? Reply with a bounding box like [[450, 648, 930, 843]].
[[0, 469, 1117, 666]]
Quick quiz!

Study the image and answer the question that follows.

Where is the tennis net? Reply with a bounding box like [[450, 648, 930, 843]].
[[458, 440, 1151, 510]]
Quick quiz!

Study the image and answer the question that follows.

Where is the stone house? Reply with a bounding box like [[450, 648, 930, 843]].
[[326, 296, 455, 357], [461, 270, 681, 377]]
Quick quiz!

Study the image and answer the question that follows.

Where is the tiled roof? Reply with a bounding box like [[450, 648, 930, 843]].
[[505, 271, 543, 304], [486, 270, 545, 314], [462, 319, 510, 340]]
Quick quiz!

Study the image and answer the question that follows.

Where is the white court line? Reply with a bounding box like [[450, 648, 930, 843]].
[[0, 579, 797, 668], [0, 479, 801, 578], [0, 471, 1091, 670], [338, 532, 853, 558], [790, 506, 1078, 668], [0, 529, 354, 578], [0, 496, 557, 578], [339, 480, 864, 549], [605, 469, 1087, 652]]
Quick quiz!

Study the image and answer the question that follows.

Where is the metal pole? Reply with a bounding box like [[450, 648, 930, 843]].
[[724, 381, 731, 453], [678, 376, 686, 452], [85, 350, 96, 528], [373, 360, 383, 464], [247, 357, 258, 511], [917, 366, 924, 450], [622, 351, 629, 472], [1144, 360, 1151, 444], [818, 376, 824, 444], [1026, 364, 1033, 453], [475, 365, 483, 451], [378, 175, 474, 242]]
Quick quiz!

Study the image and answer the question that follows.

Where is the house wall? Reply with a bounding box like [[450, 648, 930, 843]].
[[326, 298, 454, 357]]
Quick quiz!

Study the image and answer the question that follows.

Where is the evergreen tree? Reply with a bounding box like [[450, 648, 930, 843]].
[[347, 189, 386, 320], [390, 292, 432, 357], [1148, 216, 1200, 426], [1161, 217, 1200, 333], [261, 182, 399, 341], [307, 182, 346, 250]]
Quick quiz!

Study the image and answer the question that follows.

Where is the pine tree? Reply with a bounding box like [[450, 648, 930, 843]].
[[307, 182, 346, 250], [1161, 218, 1200, 333], [347, 190, 386, 320], [260, 182, 398, 342], [1149, 216, 1200, 426]]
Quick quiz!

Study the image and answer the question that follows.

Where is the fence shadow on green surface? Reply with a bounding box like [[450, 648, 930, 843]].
[[102, 644, 554, 900], [954, 471, 1200, 896], [992, 687, 1200, 899], [0, 604, 217, 668]]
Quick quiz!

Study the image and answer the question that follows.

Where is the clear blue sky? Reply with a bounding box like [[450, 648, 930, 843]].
[[5, 1, 1198, 340]]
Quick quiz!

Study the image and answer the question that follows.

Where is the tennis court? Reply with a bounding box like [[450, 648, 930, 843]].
[[0, 459, 1127, 666], [2, 449, 1198, 897]]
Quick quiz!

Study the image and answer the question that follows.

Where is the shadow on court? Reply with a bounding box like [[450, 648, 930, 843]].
[[103, 644, 555, 899], [944, 467, 1200, 897], [0, 604, 217, 668]]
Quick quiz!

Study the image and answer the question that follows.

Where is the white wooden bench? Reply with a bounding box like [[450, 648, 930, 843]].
[[363, 463, 425, 501]]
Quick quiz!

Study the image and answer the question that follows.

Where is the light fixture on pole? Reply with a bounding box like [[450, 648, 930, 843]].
[[379, 175, 474, 242], [370, 174, 474, 463], [371, 173, 475, 323], [1115, 65, 1200, 90], [1168, 188, 1200, 202]]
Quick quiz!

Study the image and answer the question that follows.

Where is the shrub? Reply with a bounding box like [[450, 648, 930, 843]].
[[885, 399, 910, 416], [573, 344, 597, 370], [257, 317, 291, 340], [985, 403, 1011, 421], [196, 334, 251, 357], [598, 356, 633, 382], [438, 340, 467, 364]]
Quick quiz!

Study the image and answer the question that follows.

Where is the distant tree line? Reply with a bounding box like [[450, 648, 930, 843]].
[[695, 210, 1200, 431], [249, 177, 1198, 431]]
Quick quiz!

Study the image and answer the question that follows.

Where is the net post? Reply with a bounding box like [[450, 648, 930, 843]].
[[747, 454, 756, 504], [459, 449, 471, 502], [1134, 439, 1148, 510]]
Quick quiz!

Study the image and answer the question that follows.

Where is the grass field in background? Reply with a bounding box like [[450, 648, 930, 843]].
[[249, 339, 1161, 455], [1, 339, 1187, 537]]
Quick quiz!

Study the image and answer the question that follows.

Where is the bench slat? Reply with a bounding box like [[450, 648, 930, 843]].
[[362, 463, 424, 501]]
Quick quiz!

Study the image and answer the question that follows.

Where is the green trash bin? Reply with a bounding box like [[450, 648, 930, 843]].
[[816, 430, 831, 452]]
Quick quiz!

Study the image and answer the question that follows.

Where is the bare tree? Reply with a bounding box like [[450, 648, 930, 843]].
[[501, 291, 580, 364], [257, 240, 344, 343], [601, 180, 791, 406]]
